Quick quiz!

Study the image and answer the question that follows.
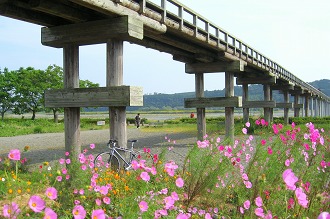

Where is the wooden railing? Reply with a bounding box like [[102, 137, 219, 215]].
[[125, 0, 329, 100]]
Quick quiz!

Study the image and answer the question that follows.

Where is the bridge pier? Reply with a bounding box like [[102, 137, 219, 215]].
[[304, 94, 310, 117], [263, 84, 271, 123], [195, 73, 206, 140], [242, 84, 249, 123], [225, 72, 235, 141], [283, 91, 290, 124], [107, 40, 127, 148], [63, 44, 81, 156]]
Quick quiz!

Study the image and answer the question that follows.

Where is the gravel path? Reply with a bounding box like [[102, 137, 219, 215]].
[[0, 128, 197, 168]]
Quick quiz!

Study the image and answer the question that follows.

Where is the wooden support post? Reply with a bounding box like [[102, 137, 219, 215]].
[[283, 91, 290, 124], [294, 95, 300, 117], [195, 73, 206, 140], [263, 84, 271, 123], [225, 72, 234, 141], [107, 40, 127, 149], [63, 44, 80, 156], [270, 89, 274, 122], [242, 83, 249, 123]]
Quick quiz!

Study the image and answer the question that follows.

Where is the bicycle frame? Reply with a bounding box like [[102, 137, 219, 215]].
[[109, 145, 138, 170]]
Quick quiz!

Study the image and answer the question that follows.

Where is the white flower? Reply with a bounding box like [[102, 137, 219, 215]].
[[1, 178, 5, 182], [48, 166, 52, 171]]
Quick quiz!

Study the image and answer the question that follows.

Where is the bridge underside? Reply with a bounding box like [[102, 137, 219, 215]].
[[1, 0, 329, 151]]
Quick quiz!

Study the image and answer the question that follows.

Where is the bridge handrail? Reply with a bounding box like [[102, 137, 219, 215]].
[[127, 0, 328, 100]]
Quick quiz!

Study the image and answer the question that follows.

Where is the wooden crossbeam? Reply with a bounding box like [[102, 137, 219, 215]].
[[45, 86, 143, 107], [236, 76, 276, 85], [42, 16, 143, 48], [294, 104, 304, 109], [276, 103, 294, 108], [242, 101, 276, 108], [290, 90, 304, 95], [184, 96, 242, 108], [185, 60, 244, 74], [271, 84, 294, 91]]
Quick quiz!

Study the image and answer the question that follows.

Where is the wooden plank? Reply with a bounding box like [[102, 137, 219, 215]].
[[236, 76, 276, 85], [184, 96, 242, 108], [276, 102, 294, 108], [242, 101, 276, 108], [294, 104, 304, 109], [45, 86, 143, 107], [185, 60, 244, 73], [41, 16, 143, 48]]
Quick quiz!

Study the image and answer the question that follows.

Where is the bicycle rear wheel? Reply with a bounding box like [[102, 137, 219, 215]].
[[94, 152, 120, 172]]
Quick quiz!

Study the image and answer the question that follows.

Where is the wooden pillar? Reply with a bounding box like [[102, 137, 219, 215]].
[[63, 45, 80, 156], [225, 72, 234, 141], [107, 40, 127, 148], [242, 84, 249, 123], [263, 84, 271, 123], [283, 91, 290, 124], [294, 95, 300, 117], [304, 95, 310, 117], [195, 73, 206, 140], [270, 89, 274, 122]]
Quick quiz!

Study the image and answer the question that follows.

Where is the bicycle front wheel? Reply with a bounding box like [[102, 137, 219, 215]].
[[94, 152, 121, 172]]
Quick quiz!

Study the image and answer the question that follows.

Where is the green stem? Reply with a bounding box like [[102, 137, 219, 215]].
[[15, 161, 18, 181]]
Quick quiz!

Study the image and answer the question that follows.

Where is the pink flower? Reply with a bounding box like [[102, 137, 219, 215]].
[[242, 128, 247, 135], [66, 159, 71, 164], [140, 172, 150, 182], [56, 176, 62, 182], [176, 213, 190, 219], [139, 201, 148, 212], [255, 196, 263, 207], [242, 173, 249, 181], [164, 161, 178, 177], [99, 186, 109, 195], [295, 187, 308, 208], [3, 202, 20, 219], [164, 196, 175, 209], [243, 200, 250, 209], [175, 177, 184, 188], [255, 207, 264, 218], [90, 143, 95, 149], [285, 159, 291, 167], [44, 208, 57, 219], [261, 139, 267, 146], [282, 169, 298, 191], [255, 119, 261, 125], [267, 147, 273, 155], [91, 209, 105, 219], [45, 187, 58, 200], [8, 149, 20, 161], [317, 212, 330, 219], [28, 195, 45, 213], [245, 122, 250, 127], [103, 197, 111, 205], [72, 205, 86, 219], [59, 158, 65, 164]]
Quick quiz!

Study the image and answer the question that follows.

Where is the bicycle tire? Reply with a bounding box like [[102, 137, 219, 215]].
[[94, 152, 121, 172]]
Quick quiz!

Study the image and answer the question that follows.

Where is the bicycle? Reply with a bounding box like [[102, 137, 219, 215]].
[[94, 139, 143, 171]]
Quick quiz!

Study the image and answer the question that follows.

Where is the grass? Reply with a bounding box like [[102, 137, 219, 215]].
[[0, 120, 329, 218]]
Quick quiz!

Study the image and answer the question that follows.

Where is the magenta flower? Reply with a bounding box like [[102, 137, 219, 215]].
[[72, 205, 86, 219], [282, 169, 298, 190], [103, 197, 111, 205], [255, 196, 263, 207], [255, 207, 264, 218], [44, 208, 57, 219], [164, 196, 175, 209], [8, 149, 20, 161], [267, 147, 273, 155], [243, 200, 250, 209], [99, 186, 109, 195], [90, 143, 95, 149], [28, 195, 45, 212], [175, 177, 184, 188], [45, 187, 58, 200], [91, 209, 105, 219], [139, 201, 148, 212], [317, 212, 330, 219], [3, 202, 20, 219], [176, 213, 190, 219], [295, 187, 309, 208], [261, 139, 267, 146], [140, 172, 150, 182]]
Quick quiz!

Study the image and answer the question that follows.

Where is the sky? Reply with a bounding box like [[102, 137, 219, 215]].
[[0, 0, 329, 94]]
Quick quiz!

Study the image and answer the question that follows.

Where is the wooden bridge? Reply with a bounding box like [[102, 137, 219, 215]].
[[1, 0, 329, 153]]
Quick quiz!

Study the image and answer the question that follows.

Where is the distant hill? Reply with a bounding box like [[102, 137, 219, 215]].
[[136, 79, 330, 110], [86, 79, 330, 111]]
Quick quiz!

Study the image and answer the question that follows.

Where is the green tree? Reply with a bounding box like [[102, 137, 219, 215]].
[[12, 67, 47, 120], [0, 68, 15, 120], [44, 65, 64, 123]]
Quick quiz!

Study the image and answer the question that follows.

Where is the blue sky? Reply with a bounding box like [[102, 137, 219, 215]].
[[1, 0, 329, 94]]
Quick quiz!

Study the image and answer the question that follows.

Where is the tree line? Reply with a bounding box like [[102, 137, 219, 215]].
[[0, 65, 99, 121]]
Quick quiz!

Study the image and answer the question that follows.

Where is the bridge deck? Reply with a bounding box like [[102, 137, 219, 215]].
[[0, 0, 329, 101]]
